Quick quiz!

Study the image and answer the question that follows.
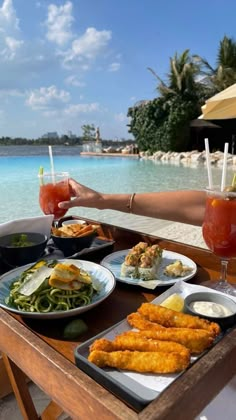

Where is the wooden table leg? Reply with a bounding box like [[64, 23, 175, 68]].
[[41, 400, 65, 419], [2, 353, 66, 420], [2, 353, 39, 420]]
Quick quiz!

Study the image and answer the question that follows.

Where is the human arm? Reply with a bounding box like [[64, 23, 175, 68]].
[[58, 178, 206, 226]]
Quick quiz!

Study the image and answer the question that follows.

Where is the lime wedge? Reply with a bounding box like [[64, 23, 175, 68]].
[[39, 166, 44, 176], [232, 174, 236, 187]]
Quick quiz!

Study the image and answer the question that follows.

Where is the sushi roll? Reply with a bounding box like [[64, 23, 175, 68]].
[[121, 243, 163, 280], [120, 251, 139, 278]]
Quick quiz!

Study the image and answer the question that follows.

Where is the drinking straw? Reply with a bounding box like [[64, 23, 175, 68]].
[[204, 138, 213, 188], [38, 166, 44, 186], [221, 142, 229, 191], [48, 145, 55, 183]]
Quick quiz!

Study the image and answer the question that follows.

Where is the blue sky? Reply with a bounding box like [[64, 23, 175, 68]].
[[0, 0, 236, 140]]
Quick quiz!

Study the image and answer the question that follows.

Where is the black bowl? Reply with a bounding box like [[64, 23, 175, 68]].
[[184, 291, 236, 330], [51, 232, 96, 257], [0, 232, 48, 267]]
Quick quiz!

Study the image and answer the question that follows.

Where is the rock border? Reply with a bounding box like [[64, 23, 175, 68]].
[[139, 150, 236, 167]]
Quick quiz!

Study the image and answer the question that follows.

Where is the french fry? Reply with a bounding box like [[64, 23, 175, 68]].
[[51, 223, 97, 238], [76, 225, 94, 236]]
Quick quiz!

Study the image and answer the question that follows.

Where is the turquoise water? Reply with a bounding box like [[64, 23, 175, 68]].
[[0, 146, 234, 223]]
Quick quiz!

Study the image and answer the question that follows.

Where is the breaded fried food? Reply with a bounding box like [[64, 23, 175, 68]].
[[90, 336, 190, 357], [119, 329, 214, 354], [90, 338, 115, 352], [127, 312, 165, 331], [113, 335, 190, 356], [88, 350, 190, 373], [138, 303, 221, 337]]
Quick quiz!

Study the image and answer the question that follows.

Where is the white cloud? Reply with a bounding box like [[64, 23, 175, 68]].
[[63, 27, 112, 66], [108, 62, 120, 72], [65, 75, 86, 87], [46, 1, 74, 46], [64, 103, 100, 116], [26, 85, 70, 110], [5, 36, 23, 58], [0, 0, 19, 31], [114, 112, 127, 122], [0, 0, 24, 61]]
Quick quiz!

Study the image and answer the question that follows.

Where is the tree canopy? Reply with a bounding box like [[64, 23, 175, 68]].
[[128, 36, 236, 152]]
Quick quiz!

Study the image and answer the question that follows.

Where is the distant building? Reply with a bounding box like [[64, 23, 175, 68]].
[[67, 130, 76, 139], [42, 132, 59, 139]]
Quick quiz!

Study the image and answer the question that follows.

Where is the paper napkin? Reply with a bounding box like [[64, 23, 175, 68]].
[[0, 215, 54, 240]]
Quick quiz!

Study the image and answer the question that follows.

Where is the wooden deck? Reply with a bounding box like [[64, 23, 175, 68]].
[[80, 152, 140, 158]]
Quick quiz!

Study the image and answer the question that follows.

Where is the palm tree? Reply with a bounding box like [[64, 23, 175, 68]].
[[148, 49, 204, 101], [194, 36, 236, 93]]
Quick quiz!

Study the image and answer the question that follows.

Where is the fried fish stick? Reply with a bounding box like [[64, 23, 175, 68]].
[[88, 350, 190, 373], [90, 338, 115, 352], [127, 312, 165, 331], [90, 336, 190, 357], [119, 329, 214, 354], [138, 303, 220, 337], [113, 335, 190, 356]]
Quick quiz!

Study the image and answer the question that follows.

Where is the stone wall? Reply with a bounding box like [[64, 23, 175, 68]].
[[139, 150, 236, 167]]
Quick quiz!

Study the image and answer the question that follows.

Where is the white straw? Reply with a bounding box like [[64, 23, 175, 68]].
[[204, 138, 213, 188], [221, 142, 229, 191], [48, 145, 55, 183]]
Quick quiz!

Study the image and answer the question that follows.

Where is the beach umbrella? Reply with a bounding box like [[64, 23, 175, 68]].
[[190, 119, 222, 129], [199, 83, 236, 120], [190, 119, 222, 151]]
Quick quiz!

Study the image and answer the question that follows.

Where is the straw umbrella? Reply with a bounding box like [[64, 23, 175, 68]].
[[190, 119, 222, 150], [199, 83, 236, 120]]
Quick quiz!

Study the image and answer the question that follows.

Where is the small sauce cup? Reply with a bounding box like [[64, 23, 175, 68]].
[[62, 219, 86, 227], [184, 291, 236, 330]]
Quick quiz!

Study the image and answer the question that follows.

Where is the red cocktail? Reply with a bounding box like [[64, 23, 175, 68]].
[[39, 172, 70, 220], [202, 187, 236, 295], [203, 195, 236, 258]]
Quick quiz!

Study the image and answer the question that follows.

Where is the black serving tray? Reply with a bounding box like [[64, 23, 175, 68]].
[[74, 281, 232, 412], [0, 237, 115, 275], [46, 236, 115, 262], [74, 321, 160, 412]]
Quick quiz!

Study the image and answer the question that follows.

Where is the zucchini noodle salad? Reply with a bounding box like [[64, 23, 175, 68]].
[[5, 260, 97, 313]]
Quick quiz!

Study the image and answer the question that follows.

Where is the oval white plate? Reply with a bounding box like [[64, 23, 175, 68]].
[[101, 249, 197, 287], [0, 259, 116, 319]]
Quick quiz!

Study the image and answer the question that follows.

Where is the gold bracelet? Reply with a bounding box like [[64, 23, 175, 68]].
[[127, 193, 136, 213]]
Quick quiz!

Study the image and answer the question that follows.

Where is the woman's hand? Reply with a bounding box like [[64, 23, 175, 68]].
[[58, 178, 104, 210]]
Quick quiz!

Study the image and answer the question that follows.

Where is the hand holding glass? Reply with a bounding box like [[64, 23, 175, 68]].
[[39, 172, 70, 220], [202, 187, 236, 295]]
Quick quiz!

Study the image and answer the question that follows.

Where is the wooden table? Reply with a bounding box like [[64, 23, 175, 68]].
[[0, 220, 236, 420]]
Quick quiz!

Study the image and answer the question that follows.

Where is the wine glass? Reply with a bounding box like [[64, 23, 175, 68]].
[[202, 186, 236, 295], [39, 172, 70, 222]]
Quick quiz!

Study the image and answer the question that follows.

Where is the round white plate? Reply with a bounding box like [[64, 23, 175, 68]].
[[101, 249, 197, 287], [0, 259, 116, 319]]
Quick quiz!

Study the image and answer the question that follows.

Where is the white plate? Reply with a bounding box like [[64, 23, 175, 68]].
[[101, 249, 197, 288], [0, 259, 116, 319]]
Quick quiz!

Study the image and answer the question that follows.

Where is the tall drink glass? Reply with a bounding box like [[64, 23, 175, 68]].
[[202, 186, 236, 295], [39, 172, 70, 220]]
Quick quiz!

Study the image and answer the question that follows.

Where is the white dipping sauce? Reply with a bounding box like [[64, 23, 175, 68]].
[[190, 301, 233, 317]]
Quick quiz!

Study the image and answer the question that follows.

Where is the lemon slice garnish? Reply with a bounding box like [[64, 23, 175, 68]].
[[160, 293, 184, 312]]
